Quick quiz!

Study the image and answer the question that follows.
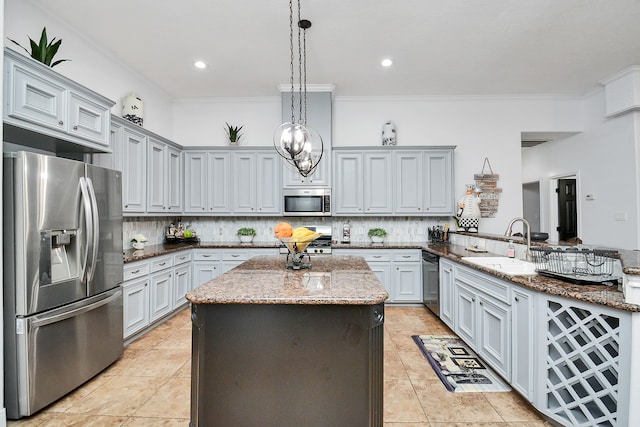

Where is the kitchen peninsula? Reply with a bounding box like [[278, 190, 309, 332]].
[[185, 255, 388, 427]]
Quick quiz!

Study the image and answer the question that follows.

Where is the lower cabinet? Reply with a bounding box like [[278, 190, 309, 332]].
[[123, 276, 150, 338], [439, 259, 455, 329], [334, 248, 422, 303], [193, 249, 223, 287], [511, 286, 534, 401]]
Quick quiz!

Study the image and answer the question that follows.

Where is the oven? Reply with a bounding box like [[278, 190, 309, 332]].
[[283, 188, 331, 217]]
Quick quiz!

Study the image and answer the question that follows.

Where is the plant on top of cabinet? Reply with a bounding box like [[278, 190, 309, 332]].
[[237, 227, 257, 243], [8, 27, 70, 67], [225, 122, 244, 145], [368, 228, 387, 243]]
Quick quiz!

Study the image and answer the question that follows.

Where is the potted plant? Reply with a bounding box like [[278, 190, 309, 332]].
[[368, 228, 387, 243], [131, 234, 148, 250], [8, 27, 70, 68], [225, 122, 244, 145], [237, 227, 256, 243]]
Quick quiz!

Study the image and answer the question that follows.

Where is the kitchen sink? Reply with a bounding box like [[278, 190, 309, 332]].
[[462, 257, 537, 276]]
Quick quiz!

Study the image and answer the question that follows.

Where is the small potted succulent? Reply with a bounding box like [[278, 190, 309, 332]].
[[131, 234, 148, 250], [368, 228, 387, 243], [237, 227, 257, 243], [225, 122, 244, 145]]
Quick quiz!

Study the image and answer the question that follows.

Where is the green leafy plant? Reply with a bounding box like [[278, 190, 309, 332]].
[[368, 228, 387, 238], [225, 122, 244, 143], [237, 227, 257, 236], [130, 234, 148, 243], [8, 27, 70, 68]]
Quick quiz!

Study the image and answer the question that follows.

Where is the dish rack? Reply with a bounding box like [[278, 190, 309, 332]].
[[530, 246, 621, 285]]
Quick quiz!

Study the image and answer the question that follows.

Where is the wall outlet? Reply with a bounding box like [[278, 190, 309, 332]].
[[615, 212, 627, 221]]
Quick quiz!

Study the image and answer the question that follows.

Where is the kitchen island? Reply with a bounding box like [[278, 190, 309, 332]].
[[185, 255, 388, 427]]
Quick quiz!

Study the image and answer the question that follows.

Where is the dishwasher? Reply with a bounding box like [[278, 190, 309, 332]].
[[422, 250, 440, 316]]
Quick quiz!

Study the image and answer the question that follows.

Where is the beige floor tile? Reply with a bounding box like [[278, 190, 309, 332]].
[[65, 375, 168, 416], [384, 348, 410, 380], [398, 349, 440, 381], [174, 359, 192, 378], [485, 392, 545, 422], [412, 379, 504, 423], [32, 413, 128, 426], [121, 417, 190, 426], [388, 331, 426, 352], [154, 328, 191, 350], [112, 348, 191, 378], [384, 423, 430, 427], [134, 377, 190, 419], [384, 379, 428, 423], [43, 374, 113, 413]]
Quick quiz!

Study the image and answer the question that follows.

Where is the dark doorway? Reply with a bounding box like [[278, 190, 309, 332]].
[[557, 178, 577, 241]]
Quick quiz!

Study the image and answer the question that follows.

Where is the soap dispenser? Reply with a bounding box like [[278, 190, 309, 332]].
[[507, 240, 515, 258]]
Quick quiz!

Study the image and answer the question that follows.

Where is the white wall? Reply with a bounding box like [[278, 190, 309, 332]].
[[522, 90, 638, 250], [4, 0, 174, 137]]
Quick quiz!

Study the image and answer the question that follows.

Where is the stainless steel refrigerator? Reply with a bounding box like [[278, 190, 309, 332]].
[[3, 151, 124, 419]]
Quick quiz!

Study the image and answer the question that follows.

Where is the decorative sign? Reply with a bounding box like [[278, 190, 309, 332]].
[[474, 158, 502, 218]]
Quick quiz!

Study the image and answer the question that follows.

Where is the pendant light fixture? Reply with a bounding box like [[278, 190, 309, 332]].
[[273, 0, 323, 177]]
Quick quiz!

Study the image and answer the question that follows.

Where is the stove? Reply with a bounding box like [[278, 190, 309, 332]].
[[279, 225, 332, 255]]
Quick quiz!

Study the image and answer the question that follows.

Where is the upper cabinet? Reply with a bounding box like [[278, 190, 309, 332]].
[[147, 137, 183, 214], [281, 90, 332, 188], [3, 48, 114, 153], [333, 146, 455, 216]]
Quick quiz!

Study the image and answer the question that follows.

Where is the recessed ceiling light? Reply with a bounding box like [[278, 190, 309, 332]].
[[381, 58, 393, 67], [194, 61, 207, 69]]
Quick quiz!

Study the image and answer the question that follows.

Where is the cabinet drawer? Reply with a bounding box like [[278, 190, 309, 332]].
[[151, 255, 173, 272], [363, 251, 391, 262], [223, 249, 250, 261], [193, 250, 221, 261], [173, 251, 192, 265], [124, 262, 150, 282], [392, 251, 421, 262], [455, 264, 510, 304]]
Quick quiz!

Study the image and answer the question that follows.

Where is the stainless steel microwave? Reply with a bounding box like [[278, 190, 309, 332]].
[[283, 188, 331, 216]]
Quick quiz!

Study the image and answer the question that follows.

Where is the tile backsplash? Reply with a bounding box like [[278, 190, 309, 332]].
[[123, 216, 453, 249]]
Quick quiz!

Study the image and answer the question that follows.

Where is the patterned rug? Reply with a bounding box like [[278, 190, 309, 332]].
[[412, 335, 511, 393]]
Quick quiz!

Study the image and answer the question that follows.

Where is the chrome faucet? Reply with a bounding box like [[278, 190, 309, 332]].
[[504, 217, 532, 261]]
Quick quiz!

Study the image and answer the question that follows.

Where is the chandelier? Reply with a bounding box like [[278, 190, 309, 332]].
[[273, 0, 323, 177]]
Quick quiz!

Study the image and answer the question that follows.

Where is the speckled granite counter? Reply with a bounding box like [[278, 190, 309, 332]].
[[424, 242, 640, 312], [123, 240, 281, 263], [186, 255, 388, 305]]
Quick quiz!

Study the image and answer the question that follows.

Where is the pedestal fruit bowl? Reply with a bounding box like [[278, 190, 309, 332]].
[[275, 223, 323, 270]]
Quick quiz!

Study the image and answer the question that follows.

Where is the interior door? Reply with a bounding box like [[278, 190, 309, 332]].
[[557, 178, 577, 241]]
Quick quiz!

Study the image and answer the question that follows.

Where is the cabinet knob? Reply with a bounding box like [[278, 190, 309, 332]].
[[472, 297, 476, 302], [73, 125, 78, 130], [479, 300, 483, 305], [515, 296, 520, 302], [125, 204, 128, 208], [58, 120, 64, 125]]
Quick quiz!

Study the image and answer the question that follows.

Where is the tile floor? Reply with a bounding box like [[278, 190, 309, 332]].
[[8, 305, 551, 426]]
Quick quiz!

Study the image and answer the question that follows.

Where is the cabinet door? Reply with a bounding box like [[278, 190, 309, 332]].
[[477, 294, 511, 380], [512, 287, 534, 401], [392, 262, 422, 302], [149, 270, 172, 322], [123, 277, 149, 339], [146, 138, 167, 213], [6, 61, 66, 132], [193, 262, 221, 287], [122, 128, 147, 212], [68, 91, 110, 147], [333, 152, 363, 214], [423, 150, 454, 214], [368, 261, 392, 302], [364, 152, 393, 214], [256, 152, 281, 214], [394, 152, 423, 213], [232, 153, 257, 213], [173, 264, 191, 308], [93, 120, 123, 170], [167, 146, 183, 212], [208, 152, 232, 213], [454, 281, 477, 348], [439, 260, 455, 328], [184, 152, 208, 213]]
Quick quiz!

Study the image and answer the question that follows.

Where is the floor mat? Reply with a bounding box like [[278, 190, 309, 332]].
[[412, 334, 511, 393]]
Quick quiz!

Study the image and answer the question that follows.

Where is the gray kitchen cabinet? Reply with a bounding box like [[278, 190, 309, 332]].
[[232, 152, 257, 213], [256, 152, 282, 214], [173, 251, 193, 307], [391, 250, 422, 302], [422, 150, 454, 214], [281, 91, 332, 188], [192, 249, 223, 287], [147, 138, 183, 213], [122, 127, 147, 213], [3, 47, 114, 153], [167, 146, 183, 212], [364, 152, 393, 214], [394, 151, 423, 213], [149, 255, 174, 322], [184, 151, 232, 214], [123, 260, 151, 339], [333, 151, 363, 214], [511, 286, 535, 402], [368, 262, 392, 297], [439, 259, 455, 329], [222, 249, 250, 273]]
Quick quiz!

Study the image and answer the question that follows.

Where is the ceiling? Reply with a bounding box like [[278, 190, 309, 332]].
[[28, 0, 640, 99]]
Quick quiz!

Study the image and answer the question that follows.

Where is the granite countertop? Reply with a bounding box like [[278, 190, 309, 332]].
[[425, 243, 640, 312], [123, 240, 282, 263], [186, 255, 389, 305]]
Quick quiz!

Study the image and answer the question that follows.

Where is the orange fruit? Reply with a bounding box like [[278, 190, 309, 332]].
[[275, 222, 293, 238]]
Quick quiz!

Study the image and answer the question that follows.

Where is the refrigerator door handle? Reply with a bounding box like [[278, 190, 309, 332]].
[[29, 289, 121, 328], [78, 177, 93, 283], [85, 177, 100, 284]]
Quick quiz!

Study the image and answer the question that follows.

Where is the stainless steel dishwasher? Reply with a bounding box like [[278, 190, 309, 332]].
[[422, 250, 440, 316]]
